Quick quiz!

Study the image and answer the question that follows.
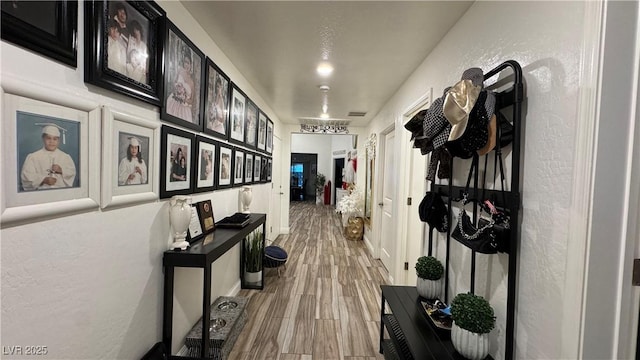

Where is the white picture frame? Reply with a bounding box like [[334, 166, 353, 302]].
[[1, 77, 100, 227], [101, 107, 160, 209]]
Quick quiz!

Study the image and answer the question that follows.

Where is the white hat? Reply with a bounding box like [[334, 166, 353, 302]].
[[443, 79, 481, 142], [35, 123, 67, 144], [128, 136, 140, 147]]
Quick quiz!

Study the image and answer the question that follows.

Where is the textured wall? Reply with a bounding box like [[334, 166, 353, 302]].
[[0, 1, 280, 358], [365, 2, 586, 359]]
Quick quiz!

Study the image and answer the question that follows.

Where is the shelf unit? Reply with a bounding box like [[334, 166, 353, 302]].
[[162, 213, 266, 359]]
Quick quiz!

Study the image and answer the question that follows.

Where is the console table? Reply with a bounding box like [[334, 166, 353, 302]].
[[163, 213, 266, 359], [380, 285, 492, 360]]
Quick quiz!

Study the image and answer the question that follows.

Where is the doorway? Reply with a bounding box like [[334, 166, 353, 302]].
[[333, 158, 344, 204], [290, 153, 317, 202]]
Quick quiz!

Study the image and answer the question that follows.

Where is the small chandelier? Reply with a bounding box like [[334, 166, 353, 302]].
[[300, 124, 349, 134]]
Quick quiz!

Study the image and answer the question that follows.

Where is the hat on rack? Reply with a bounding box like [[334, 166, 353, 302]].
[[35, 122, 67, 144], [443, 79, 481, 142], [477, 114, 497, 156], [444, 90, 496, 159], [418, 191, 448, 232], [404, 109, 427, 141], [423, 87, 452, 152]]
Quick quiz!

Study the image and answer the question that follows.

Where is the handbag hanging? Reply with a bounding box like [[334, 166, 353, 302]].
[[451, 146, 510, 254]]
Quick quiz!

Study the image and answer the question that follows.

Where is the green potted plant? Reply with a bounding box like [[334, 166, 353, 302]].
[[314, 173, 327, 204], [415, 256, 444, 299], [244, 230, 263, 284], [450, 292, 496, 360]]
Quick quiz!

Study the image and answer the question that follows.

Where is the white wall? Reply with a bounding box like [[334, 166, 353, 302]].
[[365, 1, 587, 359], [0, 1, 281, 358]]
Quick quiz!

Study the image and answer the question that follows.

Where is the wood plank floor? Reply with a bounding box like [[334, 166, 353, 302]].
[[229, 201, 389, 360]]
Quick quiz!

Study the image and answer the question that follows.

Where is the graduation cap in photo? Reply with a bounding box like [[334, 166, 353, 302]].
[[35, 122, 67, 144], [128, 136, 141, 148]]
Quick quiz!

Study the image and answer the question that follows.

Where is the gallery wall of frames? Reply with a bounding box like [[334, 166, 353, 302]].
[[0, 0, 274, 226]]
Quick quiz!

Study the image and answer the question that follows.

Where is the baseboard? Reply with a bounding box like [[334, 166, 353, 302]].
[[363, 233, 376, 258], [177, 345, 189, 356], [227, 280, 241, 296], [280, 227, 290, 234]]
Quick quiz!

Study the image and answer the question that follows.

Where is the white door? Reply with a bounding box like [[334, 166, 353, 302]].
[[268, 136, 282, 241], [380, 130, 396, 279]]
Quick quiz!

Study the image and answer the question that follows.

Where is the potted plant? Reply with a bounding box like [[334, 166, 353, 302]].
[[450, 292, 496, 360], [415, 256, 444, 299], [244, 230, 263, 284], [314, 173, 327, 204]]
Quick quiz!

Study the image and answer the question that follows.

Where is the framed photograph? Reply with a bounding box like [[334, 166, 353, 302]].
[[244, 99, 258, 149], [229, 83, 246, 145], [217, 143, 233, 188], [1, 78, 100, 226], [193, 135, 216, 193], [266, 158, 272, 182], [161, 19, 205, 131], [203, 57, 230, 140], [260, 157, 268, 183], [257, 110, 267, 152], [101, 107, 159, 209], [266, 119, 274, 154], [1, 0, 77, 67], [245, 152, 254, 185], [187, 204, 203, 242], [196, 199, 215, 233], [160, 125, 194, 199], [253, 154, 261, 183], [233, 148, 245, 186], [84, 0, 165, 105]]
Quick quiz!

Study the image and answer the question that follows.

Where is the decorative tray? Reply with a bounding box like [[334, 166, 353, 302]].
[[420, 299, 452, 332]]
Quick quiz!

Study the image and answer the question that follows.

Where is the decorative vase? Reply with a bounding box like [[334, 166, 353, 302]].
[[451, 322, 490, 360], [245, 270, 262, 284], [241, 186, 253, 213], [345, 216, 364, 241], [417, 277, 441, 299], [169, 195, 192, 250]]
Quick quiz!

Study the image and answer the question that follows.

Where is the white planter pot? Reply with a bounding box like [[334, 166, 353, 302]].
[[451, 322, 490, 360], [416, 277, 441, 299], [245, 270, 262, 284], [169, 195, 192, 250]]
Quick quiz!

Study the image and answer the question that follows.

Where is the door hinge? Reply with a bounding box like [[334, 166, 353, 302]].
[[633, 259, 640, 286], [407, 197, 412, 205], [404, 262, 409, 270]]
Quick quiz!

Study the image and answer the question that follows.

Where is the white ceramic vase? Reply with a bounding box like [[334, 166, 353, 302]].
[[451, 322, 490, 360], [245, 270, 262, 284], [241, 186, 253, 213], [169, 195, 191, 250], [416, 277, 441, 299]]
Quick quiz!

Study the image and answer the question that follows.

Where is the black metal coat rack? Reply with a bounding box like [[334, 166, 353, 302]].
[[428, 60, 524, 360]]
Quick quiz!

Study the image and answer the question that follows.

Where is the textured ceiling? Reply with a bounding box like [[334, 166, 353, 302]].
[[181, 1, 473, 127]]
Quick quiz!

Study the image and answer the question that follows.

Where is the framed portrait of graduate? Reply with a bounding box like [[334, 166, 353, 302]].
[[229, 83, 246, 145], [1, 0, 78, 67], [84, 0, 165, 105], [161, 19, 205, 131], [233, 148, 245, 186], [244, 99, 258, 149], [160, 125, 194, 199], [193, 135, 216, 193], [253, 154, 261, 183], [244, 152, 254, 185], [1, 78, 100, 226], [203, 57, 230, 140], [101, 107, 160, 209], [216, 143, 233, 189], [257, 110, 267, 152], [266, 119, 273, 154]]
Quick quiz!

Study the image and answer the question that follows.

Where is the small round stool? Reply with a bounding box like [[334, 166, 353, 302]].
[[264, 245, 288, 277]]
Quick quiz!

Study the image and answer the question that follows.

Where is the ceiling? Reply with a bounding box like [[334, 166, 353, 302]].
[[181, 1, 473, 127]]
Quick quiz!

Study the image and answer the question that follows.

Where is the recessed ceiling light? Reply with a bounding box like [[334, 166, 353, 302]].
[[320, 113, 330, 119], [317, 62, 333, 77]]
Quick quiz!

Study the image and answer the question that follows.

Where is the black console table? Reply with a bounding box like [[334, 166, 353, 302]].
[[163, 213, 266, 359], [380, 285, 492, 360]]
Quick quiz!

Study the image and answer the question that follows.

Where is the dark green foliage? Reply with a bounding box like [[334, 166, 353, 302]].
[[245, 230, 263, 272], [450, 292, 496, 334], [315, 173, 327, 195], [415, 256, 444, 280]]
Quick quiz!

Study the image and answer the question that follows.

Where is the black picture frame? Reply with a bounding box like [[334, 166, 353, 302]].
[[257, 110, 267, 153], [244, 152, 254, 185], [192, 135, 217, 193], [253, 153, 262, 183], [229, 83, 246, 146], [203, 57, 230, 140], [244, 99, 258, 149], [233, 147, 245, 187], [1, 1, 77, 67], [161, 18, 205, 131], [260, 156, 268, 183], [216, 142, 233, 189], [160, 125, 195, 199], [266, 119, 274, 155], [266, 158, 272, 182], [196, 199, 215, 234], [84, 0, 165, 105]]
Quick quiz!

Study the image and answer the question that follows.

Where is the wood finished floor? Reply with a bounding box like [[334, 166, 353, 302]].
[[229, 201, 389, 360]]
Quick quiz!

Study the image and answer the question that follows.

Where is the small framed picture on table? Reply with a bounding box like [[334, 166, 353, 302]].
[[196, 199, 215, 234]]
